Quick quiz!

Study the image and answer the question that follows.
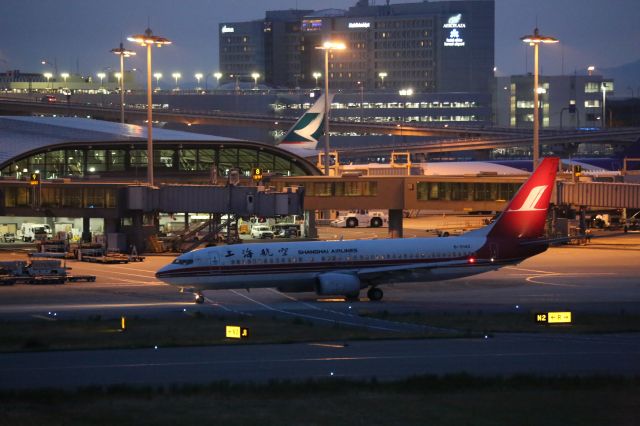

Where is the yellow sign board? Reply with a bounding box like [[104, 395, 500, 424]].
[[548, 311, 572, 324], [226, 325, 249, 339], [536, 311, 572, 324], [252, 167, 262, 181], [30, 172, 40, 186]]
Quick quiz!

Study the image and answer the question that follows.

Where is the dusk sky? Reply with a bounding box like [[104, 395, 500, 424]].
[[1, 0, 638, 83]]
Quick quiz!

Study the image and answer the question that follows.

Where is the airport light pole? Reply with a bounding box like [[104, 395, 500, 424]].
[[128, 27, 172, 187], [97, 72, 106, 89], [153, 72, 162, 90], [521, 28, 558, 169], [43, 72, 53, 90], [378, 72, 387, 89], [251, 72, 260, 89], [214, 72, 222, 89], [111, 42, 136, 124], [172, 72, 181, 90], [315, 41, 346, 175], [195, 73, 203, 90], [312, 72, 321, 88], [602, 82, 608, 129]]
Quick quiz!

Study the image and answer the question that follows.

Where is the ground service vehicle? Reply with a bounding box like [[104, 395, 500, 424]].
[[273, 224, 301, 238], [18, 223, 53, 242], [330, 211, 388, 228], [158, 158, 561, 304], [250, 225, 274, 239]]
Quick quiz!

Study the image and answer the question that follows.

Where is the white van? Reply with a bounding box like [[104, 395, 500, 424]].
[[18, 223, 52, 242]]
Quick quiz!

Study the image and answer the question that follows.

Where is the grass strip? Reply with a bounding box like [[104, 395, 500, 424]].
[[360, 310, 640, 333], [0, 374, 638, 426], [0, 313, 449, 353]]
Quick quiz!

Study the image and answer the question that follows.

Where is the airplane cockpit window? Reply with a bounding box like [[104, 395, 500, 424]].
[[172, 258, 193, 265]]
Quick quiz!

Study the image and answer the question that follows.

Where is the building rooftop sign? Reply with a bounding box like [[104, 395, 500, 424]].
[[302, 19, 323, 31], [221, 25, 234, 34], [443, 14, 466, 47], [348, 22, 370, 29]]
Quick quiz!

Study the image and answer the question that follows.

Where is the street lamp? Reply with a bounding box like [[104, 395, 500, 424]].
[[96, 72, 106, 89], [172, 72, 181, 90], [214, 72, 222, 89], [315, 40, 346, 175], [521, 27, 559, 169], [111, 42, 136, 124], [602, 82, 608, 129], [60, 72, 69, 85], [251, 72, 260, 89], [399, 88, 413, 129], [153, 72, 162, 90], [195, 73, 203, 90], [128, 27, 172, 187], [43, 72, 53, 90], [312, 72, 321, 88], [378, 72, 387, 89]]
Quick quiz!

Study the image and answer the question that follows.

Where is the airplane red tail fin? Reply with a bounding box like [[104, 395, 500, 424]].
[[487, 157, 559, 240]]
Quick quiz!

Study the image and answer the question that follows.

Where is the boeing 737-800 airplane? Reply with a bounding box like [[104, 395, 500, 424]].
[[157, 157, 559, 303]]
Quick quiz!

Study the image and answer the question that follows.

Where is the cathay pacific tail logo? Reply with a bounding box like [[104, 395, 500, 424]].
[[280, 112, 324, 145], [508, 185, 548, 212]]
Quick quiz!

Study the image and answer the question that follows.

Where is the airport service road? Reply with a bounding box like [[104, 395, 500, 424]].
[[2, 333, 640, 389]]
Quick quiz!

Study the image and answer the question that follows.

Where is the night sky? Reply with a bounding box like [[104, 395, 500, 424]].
[[1, 0, 637, 83]]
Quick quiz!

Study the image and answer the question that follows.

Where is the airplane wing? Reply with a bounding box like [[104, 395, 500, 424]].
[[357, 259, 486, 284]]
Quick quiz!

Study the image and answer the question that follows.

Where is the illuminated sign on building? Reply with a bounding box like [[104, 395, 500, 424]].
[[443, 14, 466, 47], [348, 22, 371, 29], [302, 19, 323, 31], [221, 25, 235, 34]]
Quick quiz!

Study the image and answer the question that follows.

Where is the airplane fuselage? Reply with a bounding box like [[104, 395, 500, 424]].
[[156, 235, 537, 293]]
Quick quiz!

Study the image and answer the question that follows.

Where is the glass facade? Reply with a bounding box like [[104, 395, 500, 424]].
[[0, 144, 314, 181], [416, 182, 521, 202], [4, 186, 118, 209], [275, 181, 378, 197]]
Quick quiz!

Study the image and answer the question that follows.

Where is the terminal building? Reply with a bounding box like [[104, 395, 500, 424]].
[[494, 74, 615, 129], [1, 115, 639, 251], [0, 116, 316, 249], [219, 0, 495, 93]]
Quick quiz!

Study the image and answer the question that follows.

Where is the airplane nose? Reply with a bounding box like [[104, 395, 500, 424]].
[[155, 264, 173, 280]]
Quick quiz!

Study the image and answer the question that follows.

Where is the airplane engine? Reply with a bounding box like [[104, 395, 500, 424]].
[[316, 273, 361, 297]]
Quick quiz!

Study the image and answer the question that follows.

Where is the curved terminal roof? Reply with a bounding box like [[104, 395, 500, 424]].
[[419, 162, 528, 176], [0, 116, 238, 164], [0, 116, 320, 178]]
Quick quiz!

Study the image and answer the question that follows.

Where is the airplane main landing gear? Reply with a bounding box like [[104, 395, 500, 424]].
[[194, 293, 205, 304], [367, 287, 383, 301]]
